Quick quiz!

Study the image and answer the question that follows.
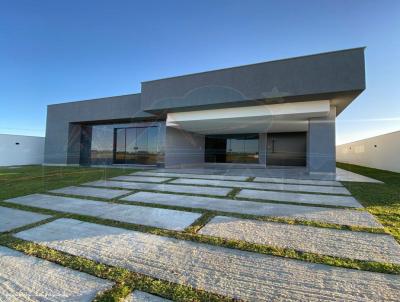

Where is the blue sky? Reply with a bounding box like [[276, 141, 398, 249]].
[[0, 0, 399, 144]]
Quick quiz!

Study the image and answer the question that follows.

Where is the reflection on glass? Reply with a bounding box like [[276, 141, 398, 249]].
[[86, 122, 165, 165], [91, 125, 114, 165], [206, 134, 259, 164], [113, 126, 160, 165]]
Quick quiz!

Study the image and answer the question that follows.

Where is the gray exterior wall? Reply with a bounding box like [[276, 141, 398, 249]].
[[44, 94, 152, 164], [307, 106, 336, 175], [165, 127, 205, 168], [141, 48, 365, 113]]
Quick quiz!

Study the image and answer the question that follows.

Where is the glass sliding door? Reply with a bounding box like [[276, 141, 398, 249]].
[[147, 127, 159, 165], [114, 128, 126, 163], [113, 126, 158, 165], [125, 128, 137, 164], [135, 127, 148, 164], [205, 134, 259, 164]]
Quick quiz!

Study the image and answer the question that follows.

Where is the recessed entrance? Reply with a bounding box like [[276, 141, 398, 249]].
[[205, 134, 259, 164], [266, 132, 306, 166], [113, 127, 158, 165]]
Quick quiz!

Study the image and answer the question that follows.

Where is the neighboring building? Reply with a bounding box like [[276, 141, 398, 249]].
[[0, 134, 44, 166], [336, 131, 400, 173], [44, 48, 366, 176]]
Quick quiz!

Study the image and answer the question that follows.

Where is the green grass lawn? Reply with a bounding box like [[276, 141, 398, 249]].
[[0, 165, 137, 200], [337, 162, 400, 243]]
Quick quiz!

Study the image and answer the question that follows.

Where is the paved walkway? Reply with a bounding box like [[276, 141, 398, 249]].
[[16, 219, 400, 302], [237, 189, 361, 208], [0, 206, 51, 232], [132, 171, 249, 181], [6, 194, 201, 231], [50, 186, 131, 199], [254, 177, 342, 186], [83, 180, 232, 197], [152, 167, 383, 183], [0, 246, 112, 301], [336, 168, 384, 183], [111, 175, 172, 183], [170, 178, 351, 195], [199, 216, 400, 264], [122, 192, 382, 228]]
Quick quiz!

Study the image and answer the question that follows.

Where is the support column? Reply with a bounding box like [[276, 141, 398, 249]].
[[165, 127, 205, 168], [307, 106, 336, 177], [258, 133, 267, 166]]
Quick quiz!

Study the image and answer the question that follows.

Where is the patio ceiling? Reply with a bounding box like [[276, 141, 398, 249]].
[[166, 100, 330, 134]]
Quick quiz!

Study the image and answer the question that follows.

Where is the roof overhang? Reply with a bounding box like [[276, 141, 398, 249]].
[[142, 48, 366, 117]]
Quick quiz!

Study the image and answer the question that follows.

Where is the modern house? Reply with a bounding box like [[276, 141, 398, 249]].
[[44, 48, 366, 176]]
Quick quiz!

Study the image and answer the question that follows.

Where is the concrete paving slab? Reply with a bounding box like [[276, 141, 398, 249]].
[[132, 171, 249, 181], [49, 186, 131, 199], [0, 206, 51, 232], [5, 194, 201, 231], [110, 175, 172, 183], [16, 219, 400, 302], [199, 216, 400, 264], [6, 194, 113, 216], [254, 177, 343, 186], [336, 168, 383, 183], [122, 192, 382, 228], [83, 180, 232, 197], [125, 291, 171, 302], [171, 178, 351, 195], [100, 203, 201, 231], [237, 189, 362, 208], [0, 246, 112, 301]]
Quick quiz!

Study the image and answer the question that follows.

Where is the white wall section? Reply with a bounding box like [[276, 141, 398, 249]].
[[0, 134, 44, 166], [336, 131, 400, 173], [166, 100, 330, 134]]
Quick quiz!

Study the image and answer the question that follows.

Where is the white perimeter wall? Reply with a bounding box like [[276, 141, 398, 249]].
[[0, 134, 45, 166], [336, 131, 400, 173]]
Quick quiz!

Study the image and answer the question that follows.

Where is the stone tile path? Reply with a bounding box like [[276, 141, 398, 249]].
[[254, 177, 343, 186], [237, 189, 361, 208], [125, 291, 171, 302], [50, 186, 131, 199], [0, 246, 113, 301], [110, 175, 172, 183], [122, 192, 382, 228], [0, 206, 51, 232], [336, 168, 383, 183], [132, 171, 249, 181], [15, 219, 400, 302], [6, 194, 201, 231], [171, 178, 351, 195], [199, 216, 400, 264], [84, 180, 232, 197]]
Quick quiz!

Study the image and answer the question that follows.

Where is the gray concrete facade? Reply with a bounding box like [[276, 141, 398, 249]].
[[44, 48, 366, 175], [165, 127, 205, 167]]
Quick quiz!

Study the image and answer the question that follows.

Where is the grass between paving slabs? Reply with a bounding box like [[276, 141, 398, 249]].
[[337, 162, 400, 243], [0, 233, 230, 302], [1, 197, 399, 276], [20, 190, 386, 234], [1, 165, 400, 301]]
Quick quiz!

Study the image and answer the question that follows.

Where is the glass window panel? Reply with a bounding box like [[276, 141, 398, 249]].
[[114, 128, 126, 163], [90, 125, 114, 165], [125, 128, 136, 163]]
